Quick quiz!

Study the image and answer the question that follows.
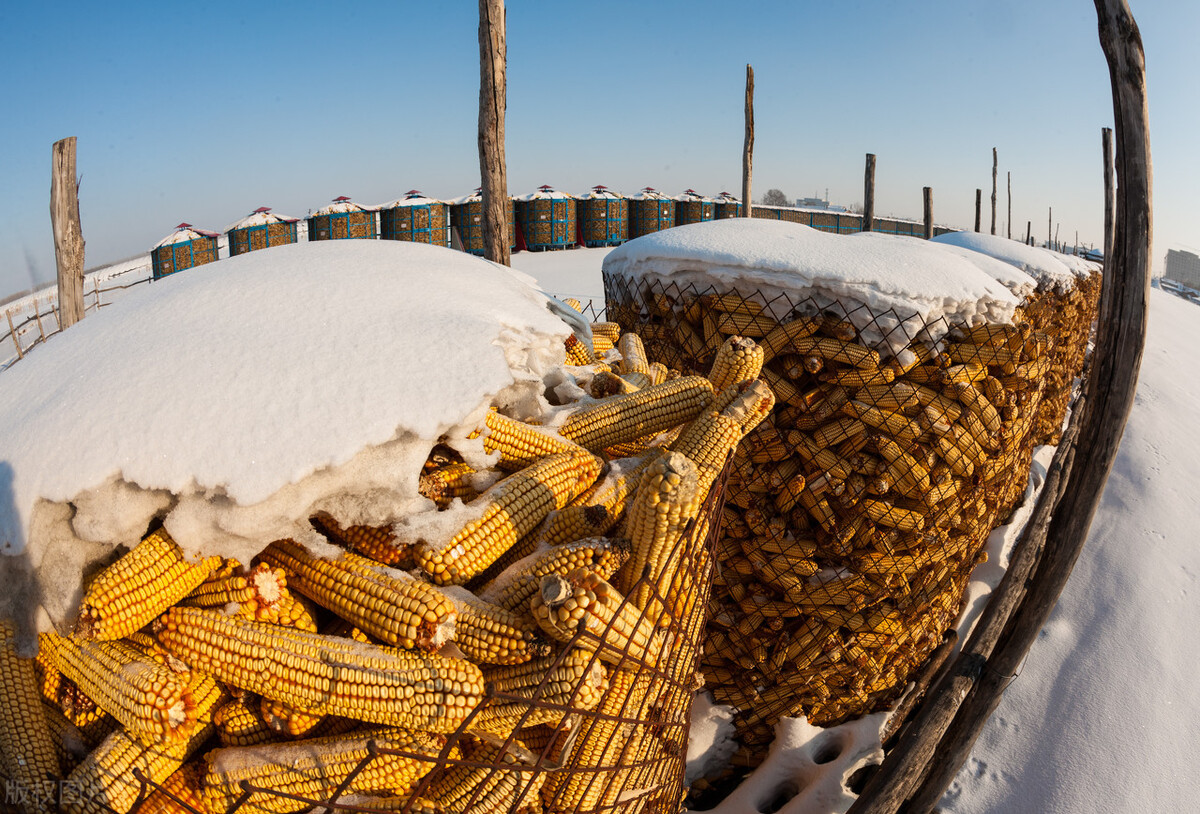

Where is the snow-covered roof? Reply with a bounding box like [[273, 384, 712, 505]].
[[674, 189, 717, 203], [577, 186, 623, 200], [0, 240, 578, 632], [515, 186, 575, 202], [602, 219, 1020, 354], [629, 188, 671, 201], [153, 225, 220, 248], [931, 231, 1077, 292], [311, 198, 376, 216], [224, 209, 300, 232], [378, 195, 445, 209]]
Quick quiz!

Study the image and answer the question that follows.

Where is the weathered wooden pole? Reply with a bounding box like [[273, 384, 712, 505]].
[[1048, 207, 1053, 249], [990, 147, 998, 235], [974, 189, 981, 232], [863, 154, 876, 231], [1103, 127, 1115, 264], [51, 137, 85, 329], [1007, 171, 1012, 239], [922, 187, 933, 239], [742, 64, 754, 218], [1026, 220, 1032, 245], [477, 0, 510, 266]]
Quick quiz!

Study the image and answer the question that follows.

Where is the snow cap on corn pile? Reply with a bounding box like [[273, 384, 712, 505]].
[[602, 218, 1020, 355], [931, 230, 1079, 291], [0, 240, 577, 635]]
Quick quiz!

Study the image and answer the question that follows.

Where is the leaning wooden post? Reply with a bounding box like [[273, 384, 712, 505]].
[[1026, 221, 1032, 245], [742, 64, 754, 218], [974, 189, 981, 232], [922, 187, 933, 239], [862, 154, 876, 231], [51, 137, 85, 329], [990, 147, 998, 235], [1007, 171, 1012, 239], [477, 0, 510, 266], [1103, 127, 1115, 265]]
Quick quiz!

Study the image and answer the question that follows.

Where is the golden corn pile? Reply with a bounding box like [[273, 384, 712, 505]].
[[0, 308, 765, 814], [627, 195, 675, 239], [518, 198, 577, 250], [451, 198, 517, 255], [604, 274, 1074, 763], [308, 211, 377, 241], [228, 222, 297, 257], [379, 202, 450, 247], [578, 196, 629, 247]]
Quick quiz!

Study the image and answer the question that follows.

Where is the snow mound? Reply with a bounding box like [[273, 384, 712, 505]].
[[931, 232, 1077, 292], [602, 219, 1020, 355], [0, 240, 573, 636]]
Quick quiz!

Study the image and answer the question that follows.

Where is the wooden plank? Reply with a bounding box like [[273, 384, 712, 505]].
[[477, 0, 510, 266], [51, 137, 86, 328], [742, 64, 754, 218]]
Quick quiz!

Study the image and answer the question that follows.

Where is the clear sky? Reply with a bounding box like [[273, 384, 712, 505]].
[[1, 1, 1195, 300]]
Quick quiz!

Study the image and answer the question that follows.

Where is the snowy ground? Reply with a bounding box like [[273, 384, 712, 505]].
[[3, 241, 1196, 812]]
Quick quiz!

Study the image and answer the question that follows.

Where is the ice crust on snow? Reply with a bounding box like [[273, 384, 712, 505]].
[[0, 240, 572, 636], [931, 231, 1078, 292], [603, 219, 1020, 355]]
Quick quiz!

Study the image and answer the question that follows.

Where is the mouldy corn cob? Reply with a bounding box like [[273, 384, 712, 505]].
[[483, 537, 631, 613], [201, 728, 450, 814], [473, 648, 608, 735], [416, 450, 602, 585], [531, 569, 666, 668], [155, 606, 485, 733], [49, 635, 197, 745], [0, 621, 59, 812], [310, 511, 410, 567], [257, 539, 456, 651], [557, 376, 713, 452], [439, 585, 551, 665], [482, 409, 588, 470], [76, 529, 221, 641], [419, 461, 480, 509]]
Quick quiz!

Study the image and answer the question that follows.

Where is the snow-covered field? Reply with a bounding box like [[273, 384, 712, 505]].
[[1, 237, 1196, 812]]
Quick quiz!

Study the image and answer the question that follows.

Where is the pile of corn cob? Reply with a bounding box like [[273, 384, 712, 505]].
[[604, 275, 1065, 763], [1, 308, 765, 814]]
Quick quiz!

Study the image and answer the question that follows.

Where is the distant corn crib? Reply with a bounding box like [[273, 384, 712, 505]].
[[603, 273, 1068, 763], [0, 310, 747, 813]]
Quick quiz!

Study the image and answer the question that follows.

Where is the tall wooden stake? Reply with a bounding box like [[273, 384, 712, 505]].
[[1007, 171, 1012, 239], [51, 137, 85, 329], [742, 64, 754, 218], [863, 154, 876, 231], [1048, 207, 1053, 249], [1103, 127, 1115, 264], [922, 187, 933, 239], [974, 189, 981, 232], [1026, 221, 1032, 245], [478, 0, 510, 266], [990, 147, 998, 235]]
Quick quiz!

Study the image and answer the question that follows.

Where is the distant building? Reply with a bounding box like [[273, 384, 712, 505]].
[[1165, 248, 1200, 291], [795, 195, 848, 213]]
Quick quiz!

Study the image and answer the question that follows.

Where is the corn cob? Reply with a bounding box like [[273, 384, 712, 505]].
[[311, 511, 410, 567], [536, 454, 658, 546], [417, 450, 602, 585], [257, 539, 456, 651], [421, 741, 543, 814], [48, 635, 197, 745], [531, 569, 666, 668], [590, 369, 641, 397], [134, 761, 211, 814], [273, 590, 320, 633], [950, 382, 1003, 433], [562, 298, 584, 313], [156, 606, 484, 733], [34, 632, 60, 706], [862, 499, 927, 532], [181, 562, 288, 624], [558, 376, 713, 452], [670, 413, 740, 499], [258, 696, 327, 739], [591, 334, 615, 355], [474, 648, 607, 735], [843, 399, 923, 441], [714, 378, 776, 436], [202, 728, 450, 814], [214, 695, 276, 747], [484, 537, 631, 613], [76, 529, 221, 641], [439, 586, 550, 665], [419, 461, 480, 509], [648, 361, 670, 385], [616, 331, 651, 376], [589, 321, 621, 342], [483, 409, 588, 470], [564, 334, 597, 366], [0, 622, 59, 810]]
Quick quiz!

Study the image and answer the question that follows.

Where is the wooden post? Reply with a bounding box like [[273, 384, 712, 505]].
[[1048, 207, 1053, 249], [51, 137, 85, 329], [1007, 171, 1012, 239], [477, 0, 510, 266], [32, 300, 45, 341], [922, 187, 933, 239], [1026, 221, 1032, 245], [1103, 127, 1115, 264], [742, 64, 754, 218], [863, 154, 876, 231], [1055, 223, 1061, 252], [5, 310, 22, 360], [990, 147, 998, 235], [974, 189, 981, 232]]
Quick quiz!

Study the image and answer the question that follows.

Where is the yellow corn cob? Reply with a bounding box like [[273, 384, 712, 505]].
[[156, 606, 484, 733], [310, 511, 410, 567], [422, 741, 544, 814], [48, 634, 196, 745], [419, 461, 480, 509], [562, 298, 584, 312], [942, 362, 988, 384], [773, 472, 809, 514], [257, 539, 456, 651], [670, 412, 740, 498], [823, 366, 895, 389], [531, 569, 666, 668], [702, 293, 765, 316], [537, 454, 659, 546], [181, 562, 288, 624], [260, 696, 324, 739], [873, 435, 932, 495], [759, 316, 821, 361], [273, 590, 320, 633], [855, 381, 921, 411], [439, 586, 550, 665], [564, 333, 597, 366], [62, 721, 214, 814], [474, 648, 608, 735], [621, 371, 652, 390], [950, 382, 1003, 433], [843, 399, 923, 441], [558, 376, 713, 452], [34, 632, 60, 707], [616, 331, 651, 375], [788, 336, 880, 369], [707, 335, 765, 391], [134, 761, 211, 814], [202, 728, 450, 814], [483, 409, 588, 470], [956, 323, 1028, 349], [909, 383, 964, 421], [591, 334, 615, 355], [589, 321, 621, 342], [76, 529, 221, 641], [862, 499, 927, 532], [0, 623, 59, 810], [813, 417, 868, 449], [946, 341, 1017, 368], [648, 361, 670, 385], [713, 311, 779, 338], [417, 450, 602, 585], [714, 377, 776, 435], [958, 406, 1000, 452], [484, 537, 631, 613], [932, 426, 984, 477], [214, 695, 276, 747]]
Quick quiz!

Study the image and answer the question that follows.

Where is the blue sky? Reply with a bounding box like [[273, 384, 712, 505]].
[[1, 1, 1195, 299]]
